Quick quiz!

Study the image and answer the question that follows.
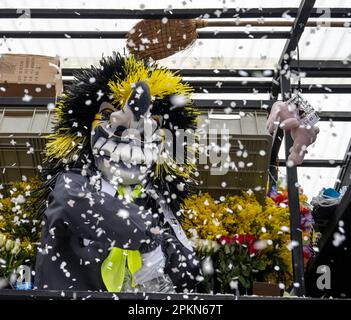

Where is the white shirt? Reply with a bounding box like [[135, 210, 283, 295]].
[[100, 178, 166, 284]]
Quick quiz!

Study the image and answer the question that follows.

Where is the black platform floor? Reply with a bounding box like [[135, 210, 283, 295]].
[[0, 289, 321, 300]]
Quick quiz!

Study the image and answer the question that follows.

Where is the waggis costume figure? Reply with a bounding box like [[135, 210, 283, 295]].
[[34, 54, 201, 293]]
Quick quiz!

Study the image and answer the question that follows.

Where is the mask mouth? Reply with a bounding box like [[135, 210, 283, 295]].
[[96, 154, 149, 185], [93, 139, 160, 185], [93, 134, 161, 165]]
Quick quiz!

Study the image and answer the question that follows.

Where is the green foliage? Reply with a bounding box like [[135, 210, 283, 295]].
[[214, 242, 266, 292], [0, 178, 42, 278]]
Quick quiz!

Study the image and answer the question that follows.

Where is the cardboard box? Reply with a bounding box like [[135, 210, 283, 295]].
[[0, 54, 63, 99]]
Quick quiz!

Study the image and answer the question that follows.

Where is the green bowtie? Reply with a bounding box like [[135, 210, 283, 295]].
[[101, 247, 142, 292], [116, 184, 143, 201], [101, 184, 144, 292]]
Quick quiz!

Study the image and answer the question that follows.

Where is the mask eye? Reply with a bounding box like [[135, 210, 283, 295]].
[[100, 108, 113, 121]]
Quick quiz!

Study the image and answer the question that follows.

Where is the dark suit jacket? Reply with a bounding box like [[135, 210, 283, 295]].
[[34, 169, 200, 292]]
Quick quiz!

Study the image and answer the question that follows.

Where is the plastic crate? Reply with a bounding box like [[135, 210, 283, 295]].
[[0, 107, 53, 184], [196, 109, 272, 202]]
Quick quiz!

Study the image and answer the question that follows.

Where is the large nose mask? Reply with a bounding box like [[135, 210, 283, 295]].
[[91, 82, 162, 185]]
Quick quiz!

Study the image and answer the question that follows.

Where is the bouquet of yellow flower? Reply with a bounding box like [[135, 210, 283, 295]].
[[180, 192, 293, 293], [0, 178, 42, 284]]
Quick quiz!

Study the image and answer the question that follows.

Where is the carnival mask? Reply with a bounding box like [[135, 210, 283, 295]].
[[91, 81, 162, 186]]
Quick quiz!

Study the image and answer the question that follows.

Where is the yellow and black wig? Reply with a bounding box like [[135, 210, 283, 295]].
[[38, 53, 199, 215]]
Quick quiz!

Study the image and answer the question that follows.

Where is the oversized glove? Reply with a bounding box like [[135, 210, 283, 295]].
[[266, 101, 320, 165]]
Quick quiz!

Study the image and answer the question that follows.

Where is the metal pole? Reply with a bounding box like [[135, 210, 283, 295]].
[[335, 139, 351, 191], [0, 30, 289, 39], [281, 73, 306, 296], [0, 8, 348, 19], [269, 127, 284, 190], [270, 0, 317, 190], [272, 0, 317, 98]]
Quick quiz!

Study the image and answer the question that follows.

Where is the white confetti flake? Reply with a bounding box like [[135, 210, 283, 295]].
[[254, 240, 268, 250], [22, 94, 32, 102], [286, 160, 295, 167], [176, 182, 185, 192], [96, 89, 104, 101], [287, 240, 299, 251], [224, 107, 232, 114], [229, 280, 238, 290], [332, 232, 346, 247], [238, 70, 249, 77], [117, 209, 129, 219], [150, 226, 161, 235], [201, 256, 214, 275], [170, 94, 189, 106], [214, 9, 222, 17], [67, 200, 75, 208]]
